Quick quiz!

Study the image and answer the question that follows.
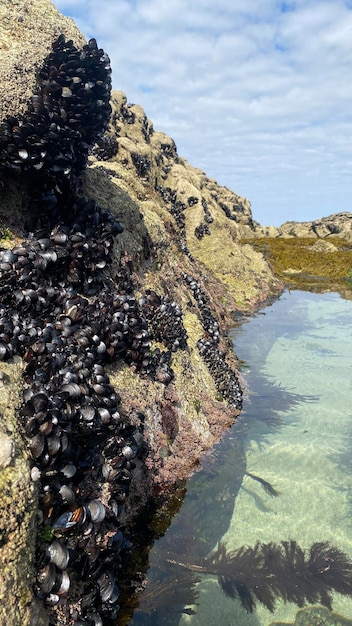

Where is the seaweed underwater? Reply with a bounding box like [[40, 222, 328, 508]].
[[123, 435, 352, 623], [245, 471, 280, 497], [161, 539, 352, 615]]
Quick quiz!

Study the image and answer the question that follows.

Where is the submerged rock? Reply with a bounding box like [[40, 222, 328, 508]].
[[270, 605, 352, 626]]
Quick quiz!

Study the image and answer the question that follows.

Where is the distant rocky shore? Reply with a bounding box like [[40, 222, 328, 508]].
[[254, 211, 352, 242]]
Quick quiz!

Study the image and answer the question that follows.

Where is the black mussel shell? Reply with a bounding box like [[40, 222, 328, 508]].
[[86, 500, 105, 524], [47, 539, 70, 569], [97, 571, 120, 604], [37, 562, 56, 594]]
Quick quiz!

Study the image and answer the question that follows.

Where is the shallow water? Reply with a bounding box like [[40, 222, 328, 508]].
[[129, 290, 352, 626]]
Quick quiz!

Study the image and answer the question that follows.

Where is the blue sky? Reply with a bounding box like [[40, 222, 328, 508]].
[[52, 0, 352, 226]]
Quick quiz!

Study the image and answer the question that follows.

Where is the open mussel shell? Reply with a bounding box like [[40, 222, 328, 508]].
[[52, 507, 86, 531], [97, 571, 120, 604], [47, 539, 70, 569], [86, 499, 106, 523]]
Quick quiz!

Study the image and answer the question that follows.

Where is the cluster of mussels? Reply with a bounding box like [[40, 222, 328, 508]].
[[0, 194, 169, 623], [139, 290, 188, 354], [0, 28, 244, 622], [193, 197, 213, 240], [183, 273, 242, 408], [218, 199, 254, 227], [91, 134, 118, 162], [155, 185, 194, 259], [194, 223, 210, 240], [201, 197, 213, 225], [0, 33, 177, 625], [156, 185, 214, 251], [0, 35, 111, 187], [131, 153, 151, 180], [111, 97, 153, 144]]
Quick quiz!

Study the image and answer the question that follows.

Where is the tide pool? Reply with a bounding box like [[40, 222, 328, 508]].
[[130, 290, 352, 626]]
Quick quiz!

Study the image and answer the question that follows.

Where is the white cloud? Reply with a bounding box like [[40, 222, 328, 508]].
[[52, 0, 352, 225]]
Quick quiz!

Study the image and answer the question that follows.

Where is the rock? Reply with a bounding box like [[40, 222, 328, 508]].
[[308, 240, 338, 252], [254, 212, 352, 242], [0, 1, 284, 623], [0, 0, 85, 122], [90, 90, 282, 307], [0, 362, 37, 626], [0, 431, 14, 468]]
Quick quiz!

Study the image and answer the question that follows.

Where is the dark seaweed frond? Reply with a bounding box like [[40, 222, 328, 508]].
[[245, 471, 280, 497], [167, 540, 352, 613]]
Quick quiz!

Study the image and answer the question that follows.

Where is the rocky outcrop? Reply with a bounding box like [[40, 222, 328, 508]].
[[0, 2, 284, 624], [89, 90, 280, 307], [0, 0, 85, 122], [253, 211, 352, 242]]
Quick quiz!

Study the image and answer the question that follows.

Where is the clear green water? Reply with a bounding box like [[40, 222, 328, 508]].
[[130, 290, 352, 626]]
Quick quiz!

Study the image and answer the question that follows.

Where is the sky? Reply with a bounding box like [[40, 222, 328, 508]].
[[52, 0, 352, 226]]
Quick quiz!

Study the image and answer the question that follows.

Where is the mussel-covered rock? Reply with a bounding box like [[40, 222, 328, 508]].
[[183, 273, 242, 408], [0, 22, 236, 626], [0, 35, 112, 191]]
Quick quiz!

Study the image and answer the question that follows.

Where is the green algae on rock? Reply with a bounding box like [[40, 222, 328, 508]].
[[242, 236, 352, 293]]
